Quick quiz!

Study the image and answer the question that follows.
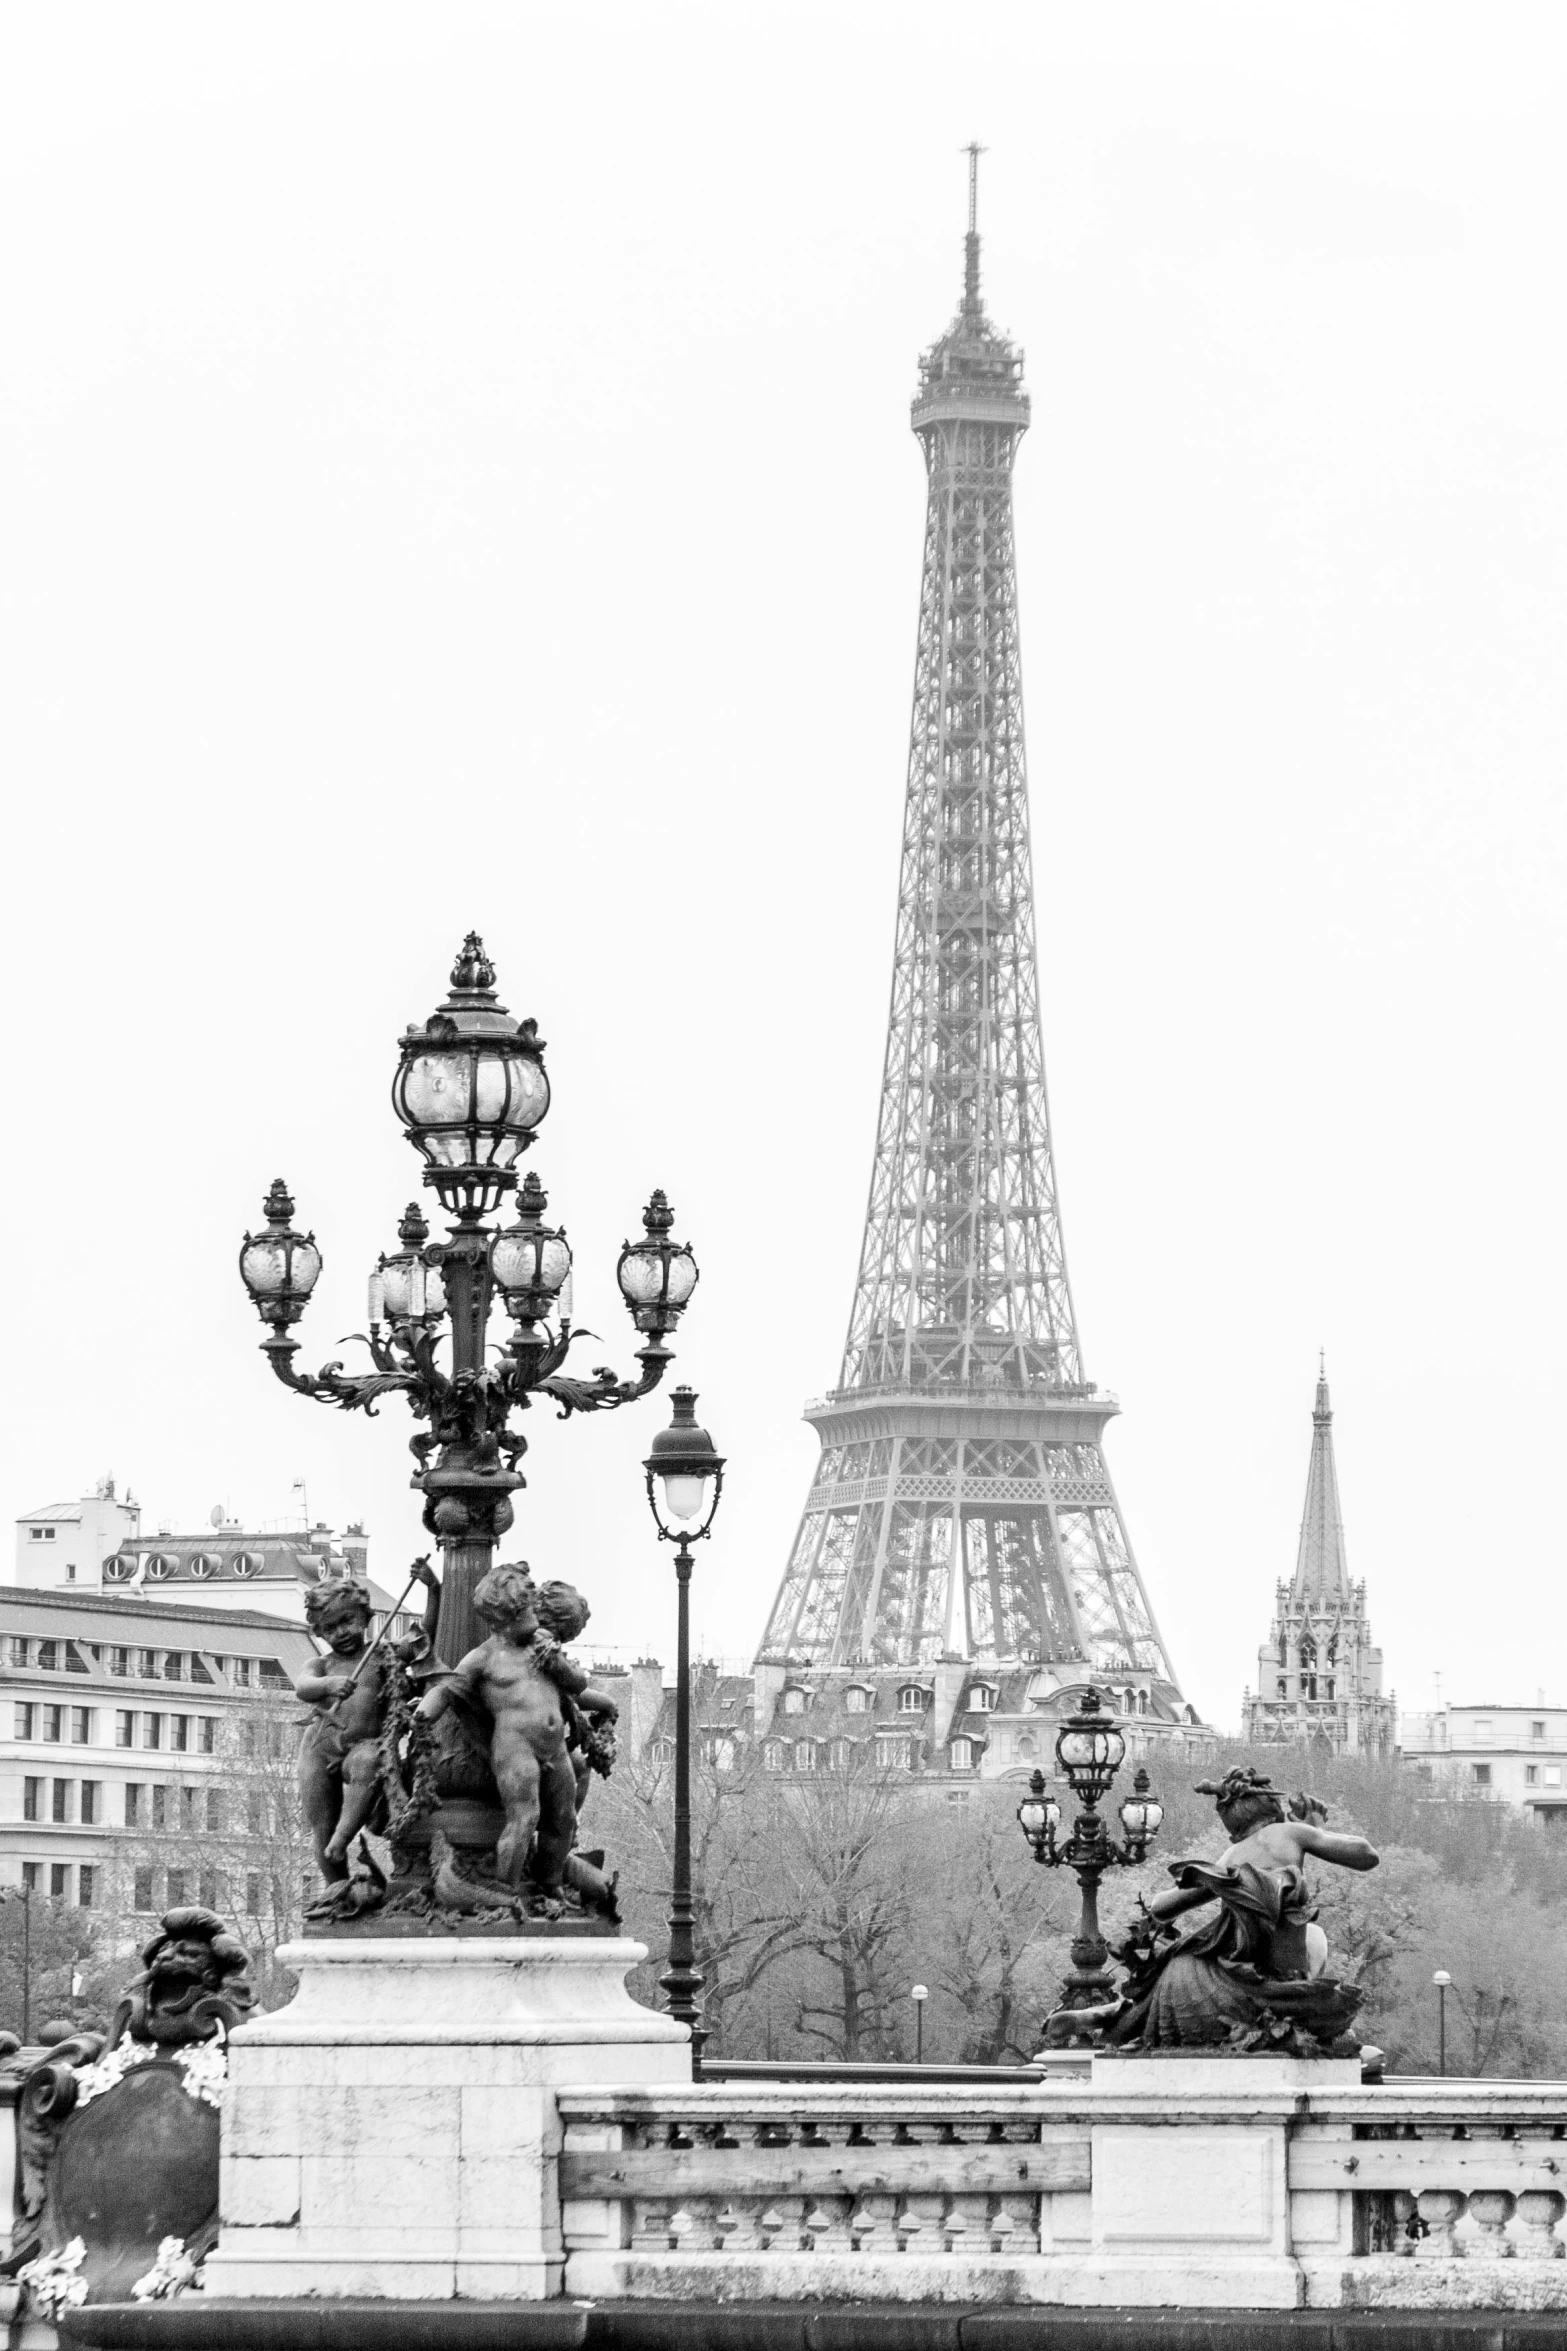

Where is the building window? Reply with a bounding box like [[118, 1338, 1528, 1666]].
[[200, 1718, 217, 1754], [232, 1658, 252, 1688], [70, 1708, 91, 1745], [969, 1685, 996, 1712], [246, 1791, 264, 1835], [172, 1716, 190, 1753], [876, 1737, 911, 1769], [21, 1863, 38, 1892], [898, 1686, 925, 1714], [946, 1787, 971, 1808], [1527, 1766, 1540, 1785], [1547, 1767, 1563, 1789], [144, 1715, 162, 1749], [133, 1867, 154, 1913], [22, 1778, 41, 1822], [51, 1780, 69, 1823], [206, 1789, 224, 1832], [78, 1866, 95, 1908], [50, 1865, 69, 1901], [166, 1870, 187, 1907], [245, 1872, 261, 1915], [783, 1687, 807, 1716], [115, 1711, 134, 1749], [1474, 1764, 1492, 1787], [138, 1651, 157, 1680], [125, 1785, 143, 1826], [14, 1705, 33, 1740], [152, 1786, 167, 1829], [829, 1739, 852, 1771], [199, 1870, 218, 1908], [763, 1742, 787, 1771], [180, 1788, 198, 1831], [165, 1655, 184, 1683], [949, 1737, 974, 1770], [42, 1706, 62, 1743], [110, 1648, 129, 1678], [9, 1639, 29, 1668], [37, 1643, 58, 1673], [1534, 1721, 1547, 1740], [795, 1741, 817, 1771]]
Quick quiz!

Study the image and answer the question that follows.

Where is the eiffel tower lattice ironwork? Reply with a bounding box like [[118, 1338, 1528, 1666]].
[[756, 157, 1189, 1704]]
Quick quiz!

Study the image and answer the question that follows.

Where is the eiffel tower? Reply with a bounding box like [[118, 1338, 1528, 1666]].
[[756, 156, 1191, 1716]]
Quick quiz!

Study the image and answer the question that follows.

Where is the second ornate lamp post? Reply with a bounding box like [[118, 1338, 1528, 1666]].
[[644, 1387, 725, 2071], [1017, 1688, 1164, 2044]]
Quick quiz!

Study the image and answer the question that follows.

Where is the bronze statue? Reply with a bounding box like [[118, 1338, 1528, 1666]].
[[294, 1565, 440, 1888], [1107, 1765, 1378, 2053]]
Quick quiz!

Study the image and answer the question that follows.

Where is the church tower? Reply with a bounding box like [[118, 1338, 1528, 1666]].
[[1244, 1363, 1394, 1757]]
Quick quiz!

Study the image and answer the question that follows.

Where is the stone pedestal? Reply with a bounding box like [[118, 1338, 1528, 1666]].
[[1049, 2051, 1363, 2308], [201, 1937, 688, 2303]]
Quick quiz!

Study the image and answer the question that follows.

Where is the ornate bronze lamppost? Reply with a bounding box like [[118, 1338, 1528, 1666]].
[[1016, 1688, 1164, 2043], [644, 1388, 725, 2070], [238, 935, 699, 1665]]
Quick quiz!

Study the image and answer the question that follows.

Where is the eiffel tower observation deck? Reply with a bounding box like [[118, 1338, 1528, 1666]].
[[757, 158, 1193, 1720]]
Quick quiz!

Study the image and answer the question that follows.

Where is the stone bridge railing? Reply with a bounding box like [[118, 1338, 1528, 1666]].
[[557, 2060, 1567, 2313]]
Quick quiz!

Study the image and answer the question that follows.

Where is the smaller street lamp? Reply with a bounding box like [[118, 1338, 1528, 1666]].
[[910, 1982, 929, 2064], [1016, 1689, 1164, 2044], [1433, 1969, 1451, 2076], [644, 1387, 725, 2072]]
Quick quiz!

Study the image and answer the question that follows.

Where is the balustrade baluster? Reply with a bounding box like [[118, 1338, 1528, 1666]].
[[1467, 2189, 1516, 2255], [1414, 2188, 1467, 2259], [851, 2193, 899, 2254], [1515, 2189, 1567, 2260]]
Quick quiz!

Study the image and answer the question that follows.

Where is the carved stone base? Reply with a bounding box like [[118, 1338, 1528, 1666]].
[[200, 1938, 688, 2302]]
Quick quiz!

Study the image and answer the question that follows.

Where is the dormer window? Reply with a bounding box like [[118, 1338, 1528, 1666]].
[[969, 1684, 996, 1713], [897, 1685, 925, 1714], [949, 1736, 974, 1770], [794, 1741, 817, 1772], [763, 1741, 787, 1772], [845, 1685, 870, 1714], [783, 1685, 808, 1716]]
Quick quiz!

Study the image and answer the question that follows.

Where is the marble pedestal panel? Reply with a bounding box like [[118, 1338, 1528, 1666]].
[[201, 1937, 688, 2303]]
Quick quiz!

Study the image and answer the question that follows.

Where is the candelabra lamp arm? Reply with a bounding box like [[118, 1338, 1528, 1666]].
[[536, 1337, 673, 1419], [258, 1334, 424, 1419]]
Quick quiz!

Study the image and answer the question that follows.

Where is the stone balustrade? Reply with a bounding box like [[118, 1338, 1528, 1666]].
[[559, 2060, 1567, 2311]]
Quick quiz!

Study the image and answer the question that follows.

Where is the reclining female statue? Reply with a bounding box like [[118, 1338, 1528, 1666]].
[[1106, 1764, 1378, 2051]]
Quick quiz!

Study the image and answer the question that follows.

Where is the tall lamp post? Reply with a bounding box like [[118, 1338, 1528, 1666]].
[[1016, 1689, 1164, 2044], [1433, 1969, 1451, 2076], [644, 1387, 725, 2072], [910, 1983, 928, 2064], [237, 937, 700, 1668]]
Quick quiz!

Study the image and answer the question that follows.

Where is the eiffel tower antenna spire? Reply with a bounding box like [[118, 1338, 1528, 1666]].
[[963, 141, 985, 314], [756, 177, 1193, 1722]]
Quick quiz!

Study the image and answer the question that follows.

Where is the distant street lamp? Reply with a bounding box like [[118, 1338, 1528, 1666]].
[[910, 1982, 929, 2064], [1017, 1689, 1164, 2043], [1433, 1969, 1451, 2076], [645, 1387, 725, 2071], [238, 937, 699, 1665]]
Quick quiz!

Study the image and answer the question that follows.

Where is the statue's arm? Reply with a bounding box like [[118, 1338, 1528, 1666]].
[[1297, 1821, 1379, 1872], [1143, 1881, 1216, 1923], [294, 1655, 342, 1706], [415, 1643, 486, 1722]]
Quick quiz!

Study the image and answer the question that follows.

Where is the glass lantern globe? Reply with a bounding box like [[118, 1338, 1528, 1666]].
[[492, 1172, 573, 1324], [239, 1180, 323, 1330], [1015, 1768, 1060, 1855], [372, 1203, 446, 1329], [617, 1190, 699, 1335], [1054, 1690, 1127, 1806], [1118, 1767, 1164, 1850], [391, 935, 549, 1219], [644, 1386, 725, 1537]]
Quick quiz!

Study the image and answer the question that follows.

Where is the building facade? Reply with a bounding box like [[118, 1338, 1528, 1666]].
[[1398, 1704, 1567, 1825], [0, 1584, 316, 1915], [754, 162, 1197, 1751], [1244, 1367, 1394, 1758]]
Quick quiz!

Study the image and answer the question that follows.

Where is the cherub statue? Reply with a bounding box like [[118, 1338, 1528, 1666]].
[[533, 1578, 620, 1817], [295, 1564, 439, 1886], [415, 1562, 608, 1913], [1106, 1764, 1378, 2052]]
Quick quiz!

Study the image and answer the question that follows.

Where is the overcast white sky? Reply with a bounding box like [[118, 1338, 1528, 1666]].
[[2, 3, 1565, 1732]]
